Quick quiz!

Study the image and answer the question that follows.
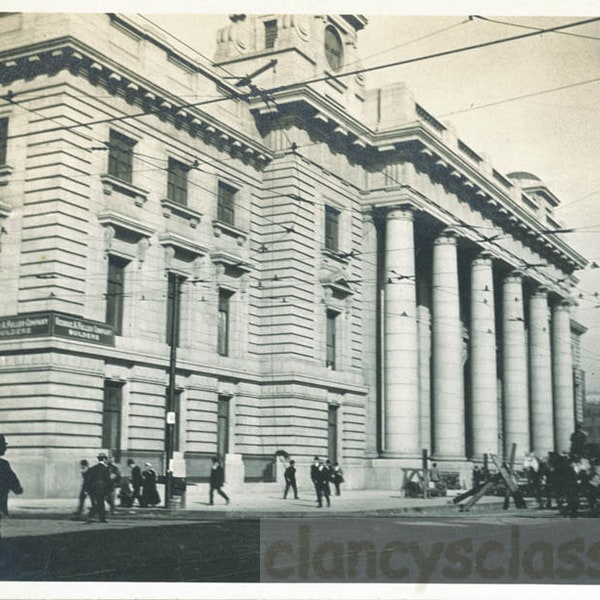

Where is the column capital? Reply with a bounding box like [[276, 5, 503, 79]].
[[434, 227, 459, 246], [531, 285, 549, 299], [385, 203, 417, 221], [552, 297, 575, 312], [472, 250, 493, 267], [503, 269, 524, 283]]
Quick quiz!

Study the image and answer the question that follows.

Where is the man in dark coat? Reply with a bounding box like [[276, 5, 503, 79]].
[[128, 458, 144, 506], [283, 460, 298, 499], [310, 456, 322, 507], [0, 434, 23, 540], [85, 453, 112, 523], [209, 457, 229, 505], [570, 423, 588, 459]]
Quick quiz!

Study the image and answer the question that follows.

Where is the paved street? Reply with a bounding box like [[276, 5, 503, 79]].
[[1, 487, 598, 582]]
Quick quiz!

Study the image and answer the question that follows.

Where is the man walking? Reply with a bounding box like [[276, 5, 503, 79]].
[[0, 434, 23, 541], [128, 458, 143, 507], [209, 457, 229, 505], [283, 459, 298, 499], [85, 453, 112, 523], [75, 459, 89, 516]]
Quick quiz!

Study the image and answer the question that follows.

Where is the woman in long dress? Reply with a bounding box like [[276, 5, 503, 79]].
[[141, 462, 160, 507]]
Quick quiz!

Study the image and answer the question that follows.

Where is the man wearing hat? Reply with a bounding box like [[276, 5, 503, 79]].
[[0, 434, 23, 539], [84, 452, 112, 523]]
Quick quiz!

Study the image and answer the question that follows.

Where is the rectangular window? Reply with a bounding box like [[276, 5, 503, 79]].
[[217, 395, 230, 458], [166, 272, 184, 347], [167, 157, 188, 206], [108, 129, 136, 184], [264, 20, 278, 49], [326, 309, 338, 370], [0, 117, 8, 165], [217, 181, 237, 226], [217, 289, 232, 356], [106, 255, 127, 336], [328, 405, 338, 463], [325, 205, 340, 252], [102, 381, 122, 457]]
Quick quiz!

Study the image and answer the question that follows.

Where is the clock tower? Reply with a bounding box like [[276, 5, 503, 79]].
[[213, 14, 368, 115]]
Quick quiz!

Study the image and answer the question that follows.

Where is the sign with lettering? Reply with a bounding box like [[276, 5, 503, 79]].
[[0, 312, 114, 346]]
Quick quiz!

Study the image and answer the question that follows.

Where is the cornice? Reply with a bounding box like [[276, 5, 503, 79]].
[[251, 88, 586, 272], [0, 39, 273, 171]]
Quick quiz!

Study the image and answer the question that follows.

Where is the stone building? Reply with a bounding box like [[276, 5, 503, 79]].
[[0, 13, 587, 497]]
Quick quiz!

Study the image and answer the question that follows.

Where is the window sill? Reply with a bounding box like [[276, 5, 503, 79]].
[[212, 219, 248, 246], [100, 174, 149, 207], [0, 164, 13, 186], [321, 246, 350, 264], [161, 198, 202, 228]]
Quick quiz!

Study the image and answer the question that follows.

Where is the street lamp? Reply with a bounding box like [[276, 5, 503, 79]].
[[164, 273, 181, 508]]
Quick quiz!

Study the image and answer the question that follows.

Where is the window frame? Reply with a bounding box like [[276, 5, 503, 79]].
[[108, 129, 136, 184], [326, 309, 338, 370], [217, 181, 237, 226], [217, 289, 233, 356], [167, 157, 189, 206], [324, 205, 340, 252], [0, 117, 8, 165], [264, 19, 278, 49], [105, 255, 128, 336], [102, 381, 123, 456]]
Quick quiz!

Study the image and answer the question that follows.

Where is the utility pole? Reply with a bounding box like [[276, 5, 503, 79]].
[[164, 274, 180, 508]]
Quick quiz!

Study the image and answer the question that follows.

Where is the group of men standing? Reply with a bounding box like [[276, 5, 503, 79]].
[[76, 454, 161, 523], [283, 457, 344, 507]]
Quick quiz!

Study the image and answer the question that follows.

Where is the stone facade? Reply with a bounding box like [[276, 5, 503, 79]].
[[0, 13, 587, 497]]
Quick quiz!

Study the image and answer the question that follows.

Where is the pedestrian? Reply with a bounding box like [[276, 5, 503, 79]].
[[106, 458, 121, 513], [141, 462, 161, 507], [118, 478, 134, 507], [127, 458, 144, 507], [85, 453, 112, 523], [570, 423, 588, 459], [331, 461, 344, 496], [209, 457, 229, 505], [472, 466, 483, 488], [0, 434, 23, 541], [283, 459, 298, 499], [74, 459, 90, 516], [310, 456, 322, 507], [318, 460, 331, 507]]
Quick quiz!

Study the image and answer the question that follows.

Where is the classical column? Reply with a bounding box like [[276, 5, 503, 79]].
[[529, 287, 554, 456], [383, 205, 420, 456], [470, 252, 498, 457], [502, 271, 529, 458], [432, 229, 464, 459], [552, 300, 575, 453]]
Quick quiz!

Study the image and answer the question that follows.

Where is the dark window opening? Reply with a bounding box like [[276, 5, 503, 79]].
[[103, 381, 122, 458], [108, 129, 136, 184], [0, 117, 8, 165], [264, 20, 278, 49], [217, 181, 237, 226], [325, 205, 340, 252], [217, 395, 230, 458], [217, 289, 232, 356], [326, 309, 338, 370], [167, 157, 188, 206], [106, 255, 128, 336], [328, 405, 338, 463]]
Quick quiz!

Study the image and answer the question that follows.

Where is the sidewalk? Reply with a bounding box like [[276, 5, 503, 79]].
[[8, 485, 504, 517]]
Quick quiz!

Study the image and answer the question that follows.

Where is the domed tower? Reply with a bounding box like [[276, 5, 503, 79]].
[[214, 14, 368, 116]]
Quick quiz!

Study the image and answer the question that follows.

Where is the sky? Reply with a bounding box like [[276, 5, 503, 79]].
[[5, 1, 600, 392], [145, 11, 600, 392]]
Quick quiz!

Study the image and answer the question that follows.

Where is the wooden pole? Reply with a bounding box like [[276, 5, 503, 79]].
[[422, 449, 429, 499]]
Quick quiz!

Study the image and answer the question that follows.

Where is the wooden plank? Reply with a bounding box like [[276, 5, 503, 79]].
[[459, 479, 495, 512]]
